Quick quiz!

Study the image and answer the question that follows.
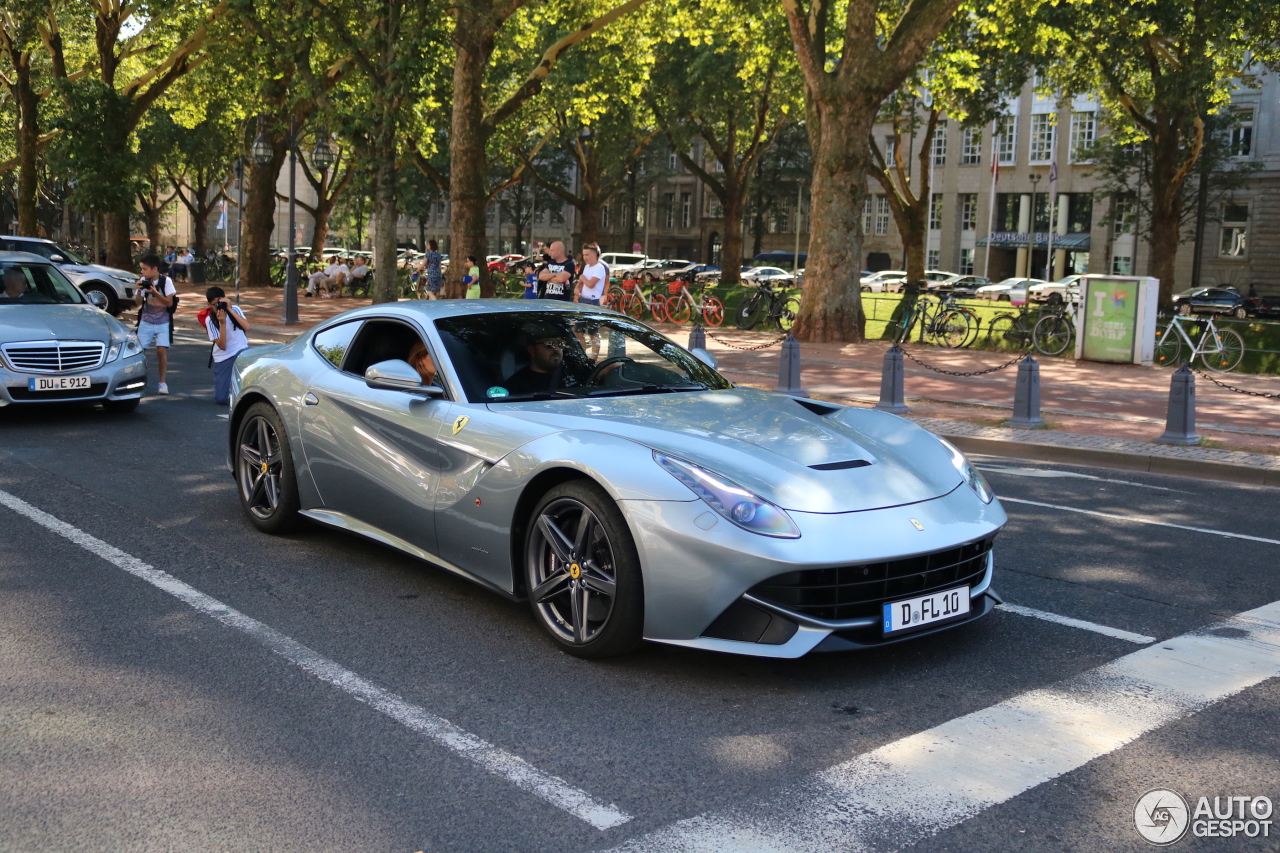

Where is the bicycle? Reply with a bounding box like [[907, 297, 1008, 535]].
[[1154, 313, 1245, 372], [664, 275, 725, 326], [618, 277, 670, 322], [895, 286, 974, 348], [1031, 302, 1077, 356], [735, 281, 800, 332]]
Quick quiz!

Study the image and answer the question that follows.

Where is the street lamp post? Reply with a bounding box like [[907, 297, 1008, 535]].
[[251, 116, 334, 325], [1028, 171, 1042, 279]]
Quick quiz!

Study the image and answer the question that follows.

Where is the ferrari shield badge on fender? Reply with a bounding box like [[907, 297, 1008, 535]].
[[452, 415, 470, 435], [909, 518, 925, 531]]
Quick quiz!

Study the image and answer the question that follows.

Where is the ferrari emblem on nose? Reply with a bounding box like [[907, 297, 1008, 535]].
[[452, 415, 470, 435], [909, 518, 925, 531]]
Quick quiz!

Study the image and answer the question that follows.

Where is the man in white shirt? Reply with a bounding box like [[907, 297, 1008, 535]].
[[321, 257, 350, 297], [204, 286, 252, 404], [349, 256, 369, 293], [134, 253, 177, 394]]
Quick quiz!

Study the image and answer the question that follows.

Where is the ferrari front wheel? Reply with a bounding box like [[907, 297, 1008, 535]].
[[236, 402, 303, 533], [524, 480, 643, 658]]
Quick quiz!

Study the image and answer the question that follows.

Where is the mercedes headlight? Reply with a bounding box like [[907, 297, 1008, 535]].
[[654, 452, 800, 538], [107, 333, 143, 363], [939, 439, 994, 504]]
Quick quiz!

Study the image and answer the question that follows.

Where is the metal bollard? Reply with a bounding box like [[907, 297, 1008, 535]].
[[775, 334, 806, 396], [1007, 354, 1046, 428], [875, 343, 911, 413], [687, 323, 706, 352], [1155, 363, 1200, 445]]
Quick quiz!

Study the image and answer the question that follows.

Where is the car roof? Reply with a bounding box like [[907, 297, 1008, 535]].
[[0, 250, 56, 264], [315, 299, 618, 327]]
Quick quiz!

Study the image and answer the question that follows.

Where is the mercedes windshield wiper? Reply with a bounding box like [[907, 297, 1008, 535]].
[[496, 390, 581, 401], [585, 383, 708, 397]]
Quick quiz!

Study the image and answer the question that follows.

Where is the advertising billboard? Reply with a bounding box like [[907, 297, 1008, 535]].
[[1076, 276, 1158, 365]]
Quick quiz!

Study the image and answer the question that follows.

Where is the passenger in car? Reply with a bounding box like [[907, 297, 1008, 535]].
[[2, 267, 30, 299], [407, 340, 437, 385]]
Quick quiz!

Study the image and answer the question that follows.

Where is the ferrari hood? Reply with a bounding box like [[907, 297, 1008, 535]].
[[0, 304, 113, 345], [492, 387, 964, 513]]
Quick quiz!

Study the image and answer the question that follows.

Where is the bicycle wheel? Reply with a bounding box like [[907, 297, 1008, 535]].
[[937, 310, 975, 348], [775, 297, 801, 332], [986, 313, 1026, 349], [736, 293, 764, 330], [649, 295, 670, 323], [666, 296, 691, 324], [701, 296, 725, 327], [622, 293, 644, 319], [1033, 314, 1073, 356], [1153, 326, 1182, 367], [1200, 327, 1245, 372]]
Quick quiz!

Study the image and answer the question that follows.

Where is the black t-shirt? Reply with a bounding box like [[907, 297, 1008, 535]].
[[505, 365, 561, 395], [538, 258, 576, 301]]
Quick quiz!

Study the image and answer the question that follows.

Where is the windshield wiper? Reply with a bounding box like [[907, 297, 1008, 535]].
[[585, 383, 707, 397], [495, 390, 581, 401]]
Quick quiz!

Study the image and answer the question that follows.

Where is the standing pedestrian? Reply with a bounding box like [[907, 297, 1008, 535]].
[[464, 256, 481, 298], [522, 262, 538, 299], [133, 254, 177, 395], [422, 239, 443, 300], [202, 286, 251, 405], [575, 243, 608, 307], [537, 241, 575, 301]]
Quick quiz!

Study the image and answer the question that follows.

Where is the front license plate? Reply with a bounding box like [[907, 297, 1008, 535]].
[[883, 585, 970, 634], [28, 375, 91, 392]]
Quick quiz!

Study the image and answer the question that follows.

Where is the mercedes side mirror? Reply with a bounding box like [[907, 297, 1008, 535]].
[[85, 290, 109, 310], [364, 359, 443, 397], [50, 254, 66, 263]]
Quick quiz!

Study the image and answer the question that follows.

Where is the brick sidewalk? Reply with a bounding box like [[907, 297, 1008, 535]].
[[171, 288, 1280, 478]]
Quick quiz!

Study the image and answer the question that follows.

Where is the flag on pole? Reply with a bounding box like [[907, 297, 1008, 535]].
[[217, 198, 228, 230]]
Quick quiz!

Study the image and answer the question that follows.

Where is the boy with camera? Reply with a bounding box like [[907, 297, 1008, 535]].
[[203, 286, 252, 405], [134, 254, 177, 394]]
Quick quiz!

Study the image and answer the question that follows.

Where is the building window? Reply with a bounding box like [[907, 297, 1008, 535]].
[[706, 197, 723, 219], [1029, 114, 1056, 163], [960, 193, 978, 230], [1112, 194, 1135, 233], [929, 193, 943, 230], [600, 204, 610, 229], [995, 193, 1021, 231], [927, 249, 940, 270], [931, 121, 947, 165], [863, 197, 873, 235], [634, 199, 645, 228], [1220, 202, 1248, 257], [1069, 111, 1096, 163], [663, 193, 675, 228], [1230, 109, 1254, 157], [1068, 193, 1093, 233], [1032, 69, 1047, 93], [1111, 254, 1132, 275], [667, 151, 678, 172], [960, 248, 974, 275], [680, 192, 692, 228], [875, 195, 890, 236], [961, 127, 982, 165], [995, 116, 1017, 165]]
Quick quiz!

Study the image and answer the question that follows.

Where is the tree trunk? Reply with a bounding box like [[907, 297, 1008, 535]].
[[792, 105, 873, 343], [448, 29, 493, 298], [578, 199, 599, 246], [14, 55, 40, 237], [190, 200, 212, 257], [1147, 135, 1188, 307], [145, 201, 163, 252], [240, 146, 287, 289], [372, 146, 400, 304], [104, 211, 133, 270], [309, 200, 334, 263], [720, 195, 745, 286]]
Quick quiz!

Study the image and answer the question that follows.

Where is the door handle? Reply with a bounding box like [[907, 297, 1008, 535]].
[[303, 392, 320, 406]]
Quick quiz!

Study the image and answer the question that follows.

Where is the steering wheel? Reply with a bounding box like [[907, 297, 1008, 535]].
[[586, 356, 634, 385]]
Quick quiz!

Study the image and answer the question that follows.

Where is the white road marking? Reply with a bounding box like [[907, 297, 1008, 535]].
[[999, 496, 1280, 545], [0, 487, 630, 831], [996, 603, 1155, 644], [604, 602, 1280, 853], [977, 464, 1182, 492]]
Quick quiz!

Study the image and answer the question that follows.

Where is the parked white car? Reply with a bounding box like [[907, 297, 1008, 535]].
[[599, 253, 648, 277], [0, 235, 140, 316], [741, 266, 795, 286], [975, 278, 1047, 305], [1027, 275, 1084, 304], [859, 270, 907, 293]]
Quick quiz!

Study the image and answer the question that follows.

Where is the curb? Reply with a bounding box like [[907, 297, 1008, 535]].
[[945, 433, 1280, 488]]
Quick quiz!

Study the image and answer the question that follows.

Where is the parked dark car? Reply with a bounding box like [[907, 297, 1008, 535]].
[[1245, 293, 1280, 319], [1172, 287, 1248, 318]]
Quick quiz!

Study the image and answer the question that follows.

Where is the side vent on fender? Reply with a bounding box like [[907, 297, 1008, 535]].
[[809, 459, 872, 471]]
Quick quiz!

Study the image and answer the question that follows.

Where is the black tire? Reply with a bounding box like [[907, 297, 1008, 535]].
[[936, 309, 975, 348], [102, 398, 139, 414], [1033, 314, 1073, 356], [775, 296, 801, 332], [1233, 306, 1248, 319], [235, 402, 304, 533], [1176, 302, 1192, 316], [997, 294, 1011, 302], [986, 313, 1020, 347], [736, 292, 765, 330], [1201, 327, 1245, 373], [524, 479, 643, 658], [82, 282, 119, 315]]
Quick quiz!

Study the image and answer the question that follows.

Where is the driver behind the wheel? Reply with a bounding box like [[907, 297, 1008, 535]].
[[504, 322, 595, 395]]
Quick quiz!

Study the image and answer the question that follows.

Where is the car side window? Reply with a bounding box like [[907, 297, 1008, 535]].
[[312, 321, 362, 370]]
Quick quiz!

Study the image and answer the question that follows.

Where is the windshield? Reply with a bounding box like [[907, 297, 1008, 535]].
[[0, 262, 86, 305], [19, 241, 88, 265], [434, 310, 733, 403]]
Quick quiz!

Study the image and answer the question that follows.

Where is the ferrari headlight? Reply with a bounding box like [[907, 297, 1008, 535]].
[[107, 334, 143, 363], [654, 452, 800, 538], [939, 439, 994, 504]]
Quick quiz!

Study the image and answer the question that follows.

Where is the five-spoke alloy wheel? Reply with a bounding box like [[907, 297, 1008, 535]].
[[525, 480, 643, 658], [236, 402, 302, 533]]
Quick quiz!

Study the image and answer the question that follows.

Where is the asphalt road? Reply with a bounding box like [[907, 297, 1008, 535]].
[[3, 330, 1279, 853]]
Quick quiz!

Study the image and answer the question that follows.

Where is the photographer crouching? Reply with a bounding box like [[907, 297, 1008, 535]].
[[203, 286, 251, 405]]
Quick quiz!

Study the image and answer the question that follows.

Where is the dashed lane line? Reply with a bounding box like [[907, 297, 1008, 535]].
[[0, 487, 631, 831], [996, 603, 1156, 644], [601, 601, 1280, 853], [999, 496, 1280, 545]]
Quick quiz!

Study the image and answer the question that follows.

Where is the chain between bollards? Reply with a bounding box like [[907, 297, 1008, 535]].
[[704, 329, 790, 351], [900, 346, 1029, 377], [1189, 366, 1280, 399]]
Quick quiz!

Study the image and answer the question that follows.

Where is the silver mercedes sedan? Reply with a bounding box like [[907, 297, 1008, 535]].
[[0, 252, 147, 412], [228, 301, 1005, 658]]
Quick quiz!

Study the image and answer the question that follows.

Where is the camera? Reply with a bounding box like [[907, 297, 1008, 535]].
[[216, 300, 230, 312]]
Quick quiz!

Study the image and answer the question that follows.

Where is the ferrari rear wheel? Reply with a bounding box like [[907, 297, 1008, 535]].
[[525, 480, 643, 658], [236, 402, 303, 534]]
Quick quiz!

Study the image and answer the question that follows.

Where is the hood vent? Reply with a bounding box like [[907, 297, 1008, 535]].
[[809, 459, 871, 471]]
